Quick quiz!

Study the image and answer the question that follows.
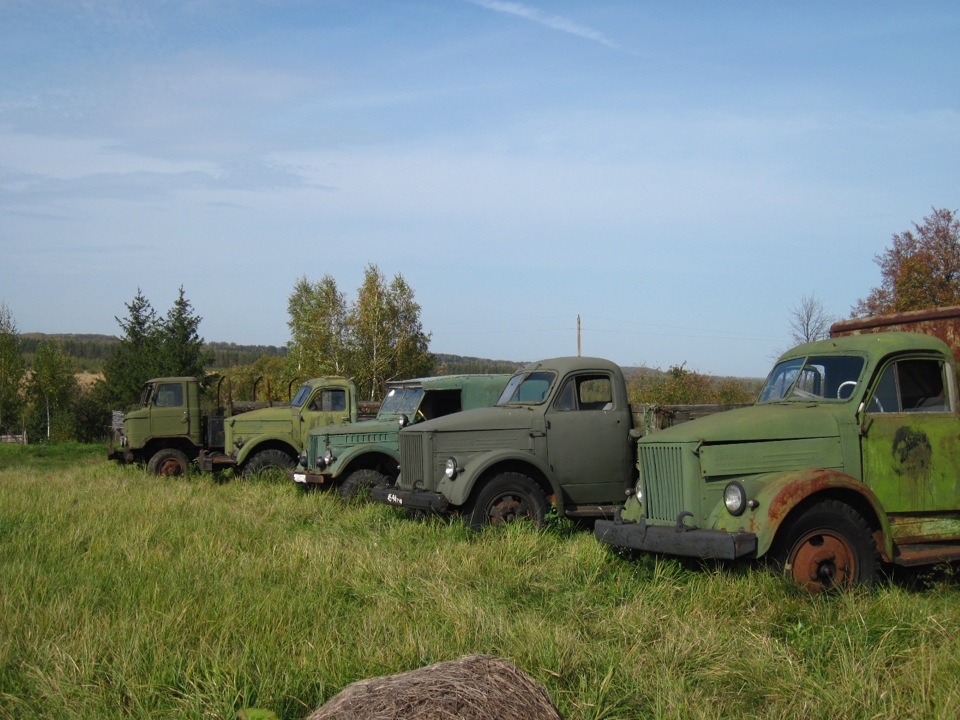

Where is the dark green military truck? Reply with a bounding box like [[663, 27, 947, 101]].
[[290, 374, 511, 497], [108, 376, 219, 476], [371, 357, 740, 526], [595, 306, 960, 592], [199, 377, 372, 477]]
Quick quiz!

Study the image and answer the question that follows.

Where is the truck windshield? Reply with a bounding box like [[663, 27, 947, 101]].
[[497, 371, 556, 405], [379, 387, 425, 416], [291, 384, 312, 407], [758, 355, 866, 403]]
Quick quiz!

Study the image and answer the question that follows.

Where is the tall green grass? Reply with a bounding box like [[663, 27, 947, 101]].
[[2, 452, 960, 719]]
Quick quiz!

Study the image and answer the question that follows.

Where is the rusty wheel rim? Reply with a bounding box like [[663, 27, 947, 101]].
[[786, 529, 857, 592], [157, 458, 185, 477], [487, 493, 532, 525]]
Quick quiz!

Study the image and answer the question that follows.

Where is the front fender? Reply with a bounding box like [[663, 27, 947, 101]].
[[235, 435, 301, 466], [438, 449, 559, 510], [327, 447, 400, 479], [744, 468, 892, 559]]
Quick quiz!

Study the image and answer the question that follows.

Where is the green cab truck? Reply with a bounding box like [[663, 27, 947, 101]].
[[371, 356, 742, 526], [108, 376, 230, 476], [290, 374, 511, 498], [199, 377, 374, 477], [595, 306, 960, 592]]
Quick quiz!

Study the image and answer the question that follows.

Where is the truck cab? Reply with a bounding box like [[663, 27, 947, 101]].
[[291, 374, 511, 498], [596, 307, 960, 592]]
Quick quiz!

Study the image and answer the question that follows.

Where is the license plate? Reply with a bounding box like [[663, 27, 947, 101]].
[[293, 473, 306, 483]]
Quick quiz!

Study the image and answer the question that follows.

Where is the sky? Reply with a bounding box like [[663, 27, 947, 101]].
[[1, 1, 958, 378]]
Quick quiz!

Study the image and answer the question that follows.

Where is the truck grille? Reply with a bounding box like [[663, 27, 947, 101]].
[[399, 433, 425, 488], [638, 444, 685, 523]]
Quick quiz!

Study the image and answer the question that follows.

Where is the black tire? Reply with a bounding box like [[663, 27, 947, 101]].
[[771, 499, 878, 593], [242, 449, 295, 480], [338, 468, 390, 500], [467, 472, 548, 529], [147, 448, 190, 477]]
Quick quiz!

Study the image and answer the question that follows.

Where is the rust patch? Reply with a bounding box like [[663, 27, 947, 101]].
[[891, 427, 932, 477]]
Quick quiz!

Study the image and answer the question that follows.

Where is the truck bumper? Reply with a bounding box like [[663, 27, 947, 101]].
[[594, 510, 757, 561], [289, 469, 331, 487], [370, 485, 449, 513]]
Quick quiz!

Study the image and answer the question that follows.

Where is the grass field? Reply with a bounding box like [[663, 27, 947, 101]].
[[2, 444, 960, 719]]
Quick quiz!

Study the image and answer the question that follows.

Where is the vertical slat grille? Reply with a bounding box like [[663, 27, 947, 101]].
[[399, 433, 425, 488], [639, 444, 685, 523]]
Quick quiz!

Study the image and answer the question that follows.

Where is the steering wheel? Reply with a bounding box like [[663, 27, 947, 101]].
[[836, 381, 857, 400]]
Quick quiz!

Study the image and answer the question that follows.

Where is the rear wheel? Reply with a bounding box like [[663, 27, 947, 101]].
[[147, 448, 190, 477], [467, 472, 548, 529], [338, 468, 390, 500], [772, 499, 877, 592], [242, 449, 295, 480]]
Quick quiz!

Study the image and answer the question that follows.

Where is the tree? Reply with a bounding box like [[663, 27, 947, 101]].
[[27, 340, 78, 440], [99, 289, 161, 409], [0, 303, 26, 435], [348, 264, 434, 400], [158, 286, 211, 379], [789, 294, 832, 344], [854, 208, 960, 316], [287, 275, 349, 377]]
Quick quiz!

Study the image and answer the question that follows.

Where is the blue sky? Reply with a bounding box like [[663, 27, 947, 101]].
[[1, 1, 957, 377]]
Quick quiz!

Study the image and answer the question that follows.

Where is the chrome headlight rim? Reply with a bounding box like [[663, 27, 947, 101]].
[[444, 457, 459, 479], [723, 481, 747, 517]]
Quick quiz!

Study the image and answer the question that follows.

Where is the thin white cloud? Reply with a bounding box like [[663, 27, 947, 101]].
[[469, 0, 620, 49]]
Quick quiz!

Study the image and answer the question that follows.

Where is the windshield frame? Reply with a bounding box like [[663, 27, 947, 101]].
[[290, 384, 312, 408], [378, 387, 426, 417], [496, 370, 557, 406], [757, 353, 867, 404]]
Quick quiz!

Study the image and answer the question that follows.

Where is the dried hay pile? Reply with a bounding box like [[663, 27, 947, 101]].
[[306, 654, 563, 720]]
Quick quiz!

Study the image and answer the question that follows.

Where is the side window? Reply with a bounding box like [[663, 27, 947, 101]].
[[154, 383, 183, 408], [553, 375, 613, 412], [870, 359, 947, 413], [313, 389, 346, 412]]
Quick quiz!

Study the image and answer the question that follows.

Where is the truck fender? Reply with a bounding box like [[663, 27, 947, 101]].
[[747, 468, 893, 561], [236, 435, 301, 466], [329, 447, 400, 479], [437, 449, 561, 511]]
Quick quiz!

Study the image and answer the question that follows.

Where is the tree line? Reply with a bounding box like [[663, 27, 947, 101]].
[[1, 210, 956, 442]]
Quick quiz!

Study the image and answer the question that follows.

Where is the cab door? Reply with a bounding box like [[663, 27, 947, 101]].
[[150, 381, 189, 438], [860, 355, 960, 541], [302, 385, 350, 433], [545, 372, 634, 505]]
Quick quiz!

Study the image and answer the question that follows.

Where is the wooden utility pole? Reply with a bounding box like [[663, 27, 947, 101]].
[[577, 315, 581, 356]]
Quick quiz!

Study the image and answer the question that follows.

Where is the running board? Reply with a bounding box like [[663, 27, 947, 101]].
[[893, 543, 960, 567], [564, 505, 619, 519]]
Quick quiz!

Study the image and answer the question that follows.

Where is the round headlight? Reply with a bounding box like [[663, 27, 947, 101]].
[[723, 481, 747, 516], [298, 450, 308, 467], [444, 457, 458, 479], [323, 448, 335, 466]]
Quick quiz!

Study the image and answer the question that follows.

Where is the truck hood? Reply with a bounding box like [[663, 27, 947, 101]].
[[409, 405, 534, 433], [227, 405, 294, 431], [645, 402, 845, 445], [317, 418, 399, 437]]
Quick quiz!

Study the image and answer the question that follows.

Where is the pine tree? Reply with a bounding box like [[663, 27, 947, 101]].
[[158, 286, 211, 379], [99, 289, 162, 409]]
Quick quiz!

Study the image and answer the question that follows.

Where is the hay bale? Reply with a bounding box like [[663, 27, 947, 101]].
[[306, 655, 563, 720]]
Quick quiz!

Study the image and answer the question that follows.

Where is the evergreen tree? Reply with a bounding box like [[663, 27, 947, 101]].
[[99, 289, 162, 409], [158, 286, 212, 379], [0, 303, 26, 435]]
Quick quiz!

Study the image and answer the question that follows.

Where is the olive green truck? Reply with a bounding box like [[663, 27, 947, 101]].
[[371, 356, 742, 526], [595, 306, 960, 592], [290, 374, 511, 497], [109, 376, 372, 477]]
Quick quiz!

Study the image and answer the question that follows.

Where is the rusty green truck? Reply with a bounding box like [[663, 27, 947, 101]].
[[595, 306, 960, 592], [290, 373, 511, 498]]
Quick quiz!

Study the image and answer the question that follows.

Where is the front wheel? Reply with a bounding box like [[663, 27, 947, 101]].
[[771, 499, 878, 593], [466, 472, 548, 529], [147, 448, 190, 477], [242, 449, 295, 480], [338, 468, 390, 500]]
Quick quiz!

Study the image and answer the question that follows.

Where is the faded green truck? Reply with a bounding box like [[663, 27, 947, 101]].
[[290, 374, 511, 497], [198, 377, 374, 477], [595, 306, 960, 592], [371, 356, 742, 526]]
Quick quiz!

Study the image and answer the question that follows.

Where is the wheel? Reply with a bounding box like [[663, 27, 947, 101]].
[[467, 472, 548, 529], [771, 499, 877, 592], [338, 468, 390, 500], [147, 448, 190, 477], [242, 449, 295, 479], [836, 380, 857, 399]]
